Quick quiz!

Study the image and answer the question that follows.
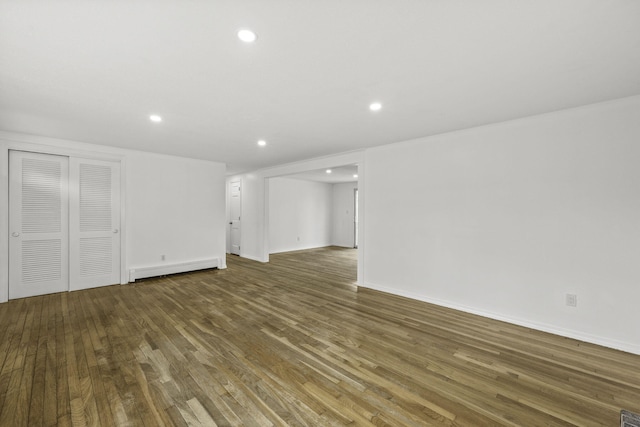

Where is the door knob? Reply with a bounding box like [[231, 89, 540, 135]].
[[11, 232, 20, 237]]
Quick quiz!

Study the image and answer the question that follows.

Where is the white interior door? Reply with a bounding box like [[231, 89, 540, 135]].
[[9, 151, 70, 299], [229, 180, 241, 255], [69, 158, 121, 290]]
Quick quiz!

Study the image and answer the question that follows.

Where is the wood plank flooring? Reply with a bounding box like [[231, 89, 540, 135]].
[[1, 246, 639, 426]]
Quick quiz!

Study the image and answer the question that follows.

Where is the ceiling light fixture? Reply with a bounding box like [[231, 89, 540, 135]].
[[257, 139, 267, 146], [238, 29, 257, 43], [353, 174, 358, 178], [149, 114, 162, 122], [326, 169, 332, 174], [369, 102, 382, 112]]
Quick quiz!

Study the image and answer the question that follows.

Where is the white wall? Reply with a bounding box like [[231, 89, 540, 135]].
[[332, 182, 358, 248], [268, 177, 333, 254], [363, 95, 640, 354], [127, 151, 226, 270], [0, 132, 227, 302]]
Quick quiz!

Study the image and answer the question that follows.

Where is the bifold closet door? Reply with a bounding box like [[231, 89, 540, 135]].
[[9, 152, 121, 299], [9, 151, 70, 299], [69, 158, 121, 291]]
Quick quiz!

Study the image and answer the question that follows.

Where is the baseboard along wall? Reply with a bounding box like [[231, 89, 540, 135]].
[[129, 258, 222, 282]]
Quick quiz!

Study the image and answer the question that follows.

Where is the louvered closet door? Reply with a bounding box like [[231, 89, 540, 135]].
[[9, 151, 70, 299], [69, 158, 121, 291]]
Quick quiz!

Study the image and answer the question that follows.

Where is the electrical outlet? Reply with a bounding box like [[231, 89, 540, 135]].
[[161, 254, 166, 261], [297, 236, 300, 241], [566, 293, 577, 307]]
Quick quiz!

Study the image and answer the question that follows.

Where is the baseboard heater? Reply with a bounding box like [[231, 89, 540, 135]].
[[129, 258, 221, 282]]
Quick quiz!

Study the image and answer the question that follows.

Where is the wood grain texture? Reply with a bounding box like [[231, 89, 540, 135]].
[[0, 246, 638, 426]]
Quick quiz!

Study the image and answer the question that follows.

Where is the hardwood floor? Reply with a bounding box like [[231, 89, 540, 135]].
[[0, 246, 639, 426]]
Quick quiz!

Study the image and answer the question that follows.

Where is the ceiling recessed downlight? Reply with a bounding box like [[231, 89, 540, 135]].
[[257, 139, 267, 146], [149, 114, 162, 122], [369, 102, 382, 111], [238, 29, 257, 43], [353, 174, 358, 178], [326, 169, 332, 174]]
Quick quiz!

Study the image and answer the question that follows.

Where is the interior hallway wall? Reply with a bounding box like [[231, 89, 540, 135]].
[[268, 177, 333, 254]]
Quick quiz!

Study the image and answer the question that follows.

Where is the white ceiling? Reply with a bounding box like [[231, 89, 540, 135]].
[[284, 165, 359, 184], [1, 1, 639, 175]]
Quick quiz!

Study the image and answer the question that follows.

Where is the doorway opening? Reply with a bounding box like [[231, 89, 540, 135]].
[[228, 180, 241, 256], [266, 164, 359, 282]]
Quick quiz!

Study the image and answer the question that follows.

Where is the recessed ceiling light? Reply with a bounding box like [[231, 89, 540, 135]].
[[257, 139, 267, 146], [238, 29, 257, 43], [353, 174, 358, 178], [326, 169, 332, 174], [149, 114, 162, 122], [369, 102, 382, 112]]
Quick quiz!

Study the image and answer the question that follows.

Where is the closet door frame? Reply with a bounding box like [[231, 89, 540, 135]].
[[0, 135, 127, 303]]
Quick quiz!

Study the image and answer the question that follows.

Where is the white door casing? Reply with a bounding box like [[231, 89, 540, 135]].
[[230, 180, 241, 255], [9, 151, 70, 299], [354, 188, 359, 248]]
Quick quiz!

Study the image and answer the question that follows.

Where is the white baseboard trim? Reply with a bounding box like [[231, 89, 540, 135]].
[[360, 282, 640, 356], [239, 253, 267, 263], [129, 258, 220, 282]]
